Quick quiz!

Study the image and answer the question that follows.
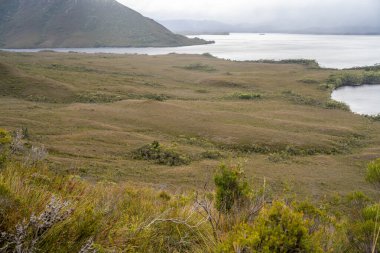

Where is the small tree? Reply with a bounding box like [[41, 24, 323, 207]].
[[214, 164, 249, 213]]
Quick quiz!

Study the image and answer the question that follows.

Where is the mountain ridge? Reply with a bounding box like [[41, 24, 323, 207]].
[[0, 0, 210, 48]]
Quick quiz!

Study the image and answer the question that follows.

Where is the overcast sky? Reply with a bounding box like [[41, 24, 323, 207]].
[[117, 0, 380, 28]]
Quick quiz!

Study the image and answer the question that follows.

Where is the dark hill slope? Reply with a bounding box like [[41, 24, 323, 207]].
[[0, 0, 209, 48]]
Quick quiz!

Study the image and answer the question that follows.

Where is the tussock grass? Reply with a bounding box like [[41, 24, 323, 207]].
[[0, 162, 214, 252]]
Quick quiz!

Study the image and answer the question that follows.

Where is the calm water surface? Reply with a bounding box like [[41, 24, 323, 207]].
[[331, 85, 380, 115], [4, 33, 380, 69]]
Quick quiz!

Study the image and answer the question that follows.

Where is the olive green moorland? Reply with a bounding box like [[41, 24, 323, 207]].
[[0, 50, 379, 199]]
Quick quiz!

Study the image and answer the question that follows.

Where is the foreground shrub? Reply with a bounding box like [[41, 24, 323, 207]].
[[132, 141, 190, 166], [346, 204, 380, 253], [0, 129, 11, 145], [0, 196, 73, 252], [366, 158, 380, 189], [217, 201, 322, 253]]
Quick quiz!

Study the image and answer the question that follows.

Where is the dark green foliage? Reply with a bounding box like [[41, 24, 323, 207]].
[[282, 90, 321, 106], [127, 93, 170, 101], [158, 191, 171, 201], [364, 114, 380, 122], [202, 53, 215, 58], [235, 92, 262, 100], [75, 92, 124, 103], [201, 150, 223, 160], [214, 164, 249, 213], [328, 71, 380, 88], [0, 129, 11, 168], [179, 63, 217, 72], [132, 141, 190, 166], [255, 59, 320, 68], [283, 90, 350, 111], [349, 64, 380, 71], [299, 79, 320, 84], [143, 94, 169, 101], [324, 100, 350, 111]]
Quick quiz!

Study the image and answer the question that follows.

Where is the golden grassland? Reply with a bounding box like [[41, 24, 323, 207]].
[[0, 50, 379, 199]]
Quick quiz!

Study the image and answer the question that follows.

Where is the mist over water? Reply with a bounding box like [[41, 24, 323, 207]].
[[6, 33, 380, 69]]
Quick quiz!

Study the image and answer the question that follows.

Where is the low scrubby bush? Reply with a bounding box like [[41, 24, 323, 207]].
[[179, 63, 217, 72], [132, 141, 190, 166], [324, 100, 350, 111], [201, 150, 223, 160], [0, 129, 11, 168], [235, 92, 262, 100]]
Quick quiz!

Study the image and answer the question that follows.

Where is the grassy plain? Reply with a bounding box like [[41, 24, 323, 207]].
[[0, 50, 379, 199]]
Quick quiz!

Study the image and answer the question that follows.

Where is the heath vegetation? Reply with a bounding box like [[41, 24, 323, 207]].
[[0, 52, 380, 251]]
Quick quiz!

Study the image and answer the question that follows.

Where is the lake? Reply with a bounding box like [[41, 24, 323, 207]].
[[331, 85, 380, 116], [4, 33, 380, 69]]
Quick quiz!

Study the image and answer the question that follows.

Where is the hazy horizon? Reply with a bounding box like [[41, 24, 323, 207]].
[[117, 0, 380, 31]]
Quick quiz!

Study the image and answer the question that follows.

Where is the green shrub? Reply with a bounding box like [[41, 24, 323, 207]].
[[346, 204, 380, 252], [328, 71, 380, 88], [0, 129, 11, 168], [236, 92, 262, 100], [75, 92, 123, 103], [365, 158, 380, 188], [179, 63, 217, 72], [0, 129, 11, 145], [143, 94, 169, 101], [217, 201, 322, 253], [324, 100, 350, 111], [268, 152, 290, 163], [214, 164, 249, 213], [367, 114, 380, 121], [299, 79, 320, 84], [132, 141, 190, 166], [201, 150, 223, 160], [346, 191, 372, 209], [202, 53, 215, 58], [255, 59, 320, 68], [282, 90, 320, 106]]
